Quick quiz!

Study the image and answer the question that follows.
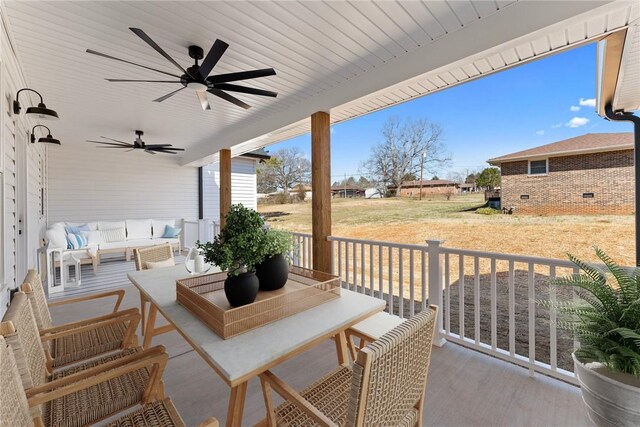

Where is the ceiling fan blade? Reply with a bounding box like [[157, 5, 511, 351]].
[[197, 90, 211, 110], [144, 150, 157, 155], [125, 148, 136, 152], [106, 79, 181, 83], [129, 28, 192, 77], [86, 140, 132, 147], [152, 148, 185, 152], [145, 144, 173, 148], [213, 83, 277, 97], [96, 146, 132, 149], [207, 88, 250, 110], [100, 136, 132, 145], [207, 68, 276, 84], [153, 87, 186, 103], [86, 49, 180, 78], [198, 39, 229, 79]]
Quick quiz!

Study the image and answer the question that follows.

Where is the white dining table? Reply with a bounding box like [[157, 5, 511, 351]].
[[127, 264, 386, 427]]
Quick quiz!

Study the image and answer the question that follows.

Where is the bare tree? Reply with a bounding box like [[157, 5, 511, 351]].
[[361, 117, 450, 196], [257, 147, 311, 195]]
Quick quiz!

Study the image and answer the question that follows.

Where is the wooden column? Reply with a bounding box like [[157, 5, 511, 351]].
[[219, 149, 232, 229], [311, 111, 332, 273]]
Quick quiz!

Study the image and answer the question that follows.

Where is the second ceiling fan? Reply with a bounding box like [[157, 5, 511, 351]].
[[87, 28, 278, 110]]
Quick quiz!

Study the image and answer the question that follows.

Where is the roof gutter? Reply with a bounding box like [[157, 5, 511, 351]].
[[605, 105, 640, 266]]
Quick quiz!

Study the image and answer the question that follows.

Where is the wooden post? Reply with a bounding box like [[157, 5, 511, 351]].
[[220, 149, 232, 229], [311, 112, 332, 273]]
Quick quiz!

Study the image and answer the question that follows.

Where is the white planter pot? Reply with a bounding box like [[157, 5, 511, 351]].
[[573, 353, 640, 426]]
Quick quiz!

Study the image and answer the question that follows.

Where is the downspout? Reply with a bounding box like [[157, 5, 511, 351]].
[[198, 166, 204, 220], [605, 105, 640, 266]]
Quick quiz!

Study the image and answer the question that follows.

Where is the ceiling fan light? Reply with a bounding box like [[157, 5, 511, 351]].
[[25, 103, 59, 120], [186, 81, 208, 91]]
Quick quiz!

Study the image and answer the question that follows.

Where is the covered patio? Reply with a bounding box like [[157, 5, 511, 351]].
[[1, 1, 639, 426]]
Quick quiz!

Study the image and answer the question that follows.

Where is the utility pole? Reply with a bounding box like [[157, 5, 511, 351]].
[[344, 173, 347, 198], [419, 151, 426, 200]]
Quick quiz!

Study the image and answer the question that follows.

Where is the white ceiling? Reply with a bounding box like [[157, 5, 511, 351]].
[[2, 1, 638, 167]]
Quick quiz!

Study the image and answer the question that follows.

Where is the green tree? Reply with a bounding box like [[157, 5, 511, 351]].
[[475, 167, 501, 189]]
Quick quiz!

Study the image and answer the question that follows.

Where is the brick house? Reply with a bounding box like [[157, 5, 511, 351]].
[[487, 133, 634, 215], [390, 180, 459, 197]]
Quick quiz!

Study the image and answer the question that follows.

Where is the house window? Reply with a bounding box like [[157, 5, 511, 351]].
[[528, 159, 548, 175]]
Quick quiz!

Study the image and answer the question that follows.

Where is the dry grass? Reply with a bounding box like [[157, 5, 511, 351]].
[[260, 194, 635, 265]]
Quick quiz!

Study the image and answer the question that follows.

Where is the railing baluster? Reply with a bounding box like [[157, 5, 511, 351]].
[[459, 255, 465, 339], [307, 236, 312, 269], [421, 250, 427, 311], [491, 258, 497, 351], [338, 241, 343, 288], [330, 239, 335, 275], [528, 262, 535, 376], [549, 265, 557, 371], [474, 256, 480, 345], [509, 260, 515, 357], [369, 244, 374, 296], [345, 242, 350, 290], [378, 245, 383, 298], [409, 249, 415, 317], [353, 242, 358, 291], [399, 249, 404, 319], [388, 246, 394, 315], [445, 253, 450, 334], [360, 243, 365, 294]]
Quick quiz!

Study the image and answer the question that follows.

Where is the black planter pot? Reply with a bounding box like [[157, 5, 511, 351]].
[[256, 254, 289, 291], [224, 271, 259, 307]]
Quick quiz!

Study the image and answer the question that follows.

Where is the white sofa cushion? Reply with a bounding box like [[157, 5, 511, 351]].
[[126, 219, 152, 240], [46, 228, 67, 249], [101, 228, 126, 243], [66, 222, 98, 231], [98, 221, 126, 231], [152, 219, 176, 239], [98, 241, 129, 251], [82, 230, 103, 247], [146, 237, 180, 246], [122, 239, 156, 248]]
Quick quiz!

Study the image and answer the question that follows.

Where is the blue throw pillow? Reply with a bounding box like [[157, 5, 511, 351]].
[[162, 225, 181, 238], [67, 232, 88, 249], [65, 224, 90, 235]]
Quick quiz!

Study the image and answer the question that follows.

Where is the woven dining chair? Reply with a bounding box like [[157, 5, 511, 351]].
[[133, 244, 176, 340], [0, 335, 218, 427], [19, 270, 140, 369], [0, 292, 171, 427], [259, 306, 438, 427]]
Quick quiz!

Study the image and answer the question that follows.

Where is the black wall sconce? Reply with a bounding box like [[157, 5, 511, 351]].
[[31, 125, 61, 145], [14, 88, 59, 120]]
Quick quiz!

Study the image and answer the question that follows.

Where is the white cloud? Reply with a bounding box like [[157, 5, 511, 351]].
[[570, 105, 580, 112], [566, 117, 589, 128], [536, 130, 545, 136], [579, 98, 596, 107], [551, 123, 562, 129]]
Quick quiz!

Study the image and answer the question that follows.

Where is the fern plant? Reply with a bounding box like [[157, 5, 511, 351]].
[[545, 248, 640, 377]]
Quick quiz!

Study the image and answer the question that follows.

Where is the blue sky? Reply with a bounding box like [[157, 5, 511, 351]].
[[268, 42, 633, 180]]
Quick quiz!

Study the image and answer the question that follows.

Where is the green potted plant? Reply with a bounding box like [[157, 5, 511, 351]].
[[197, 204, 266, 307], [255, 229, 292, 291], [544, 248, 640, 426]]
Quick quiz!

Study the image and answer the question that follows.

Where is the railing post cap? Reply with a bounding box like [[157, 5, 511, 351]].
[[426, 239, 445, 246]]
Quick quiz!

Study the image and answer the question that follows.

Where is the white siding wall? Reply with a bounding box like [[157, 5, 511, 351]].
[[203, 157, 257, 222], [47, 145, 199, 223]]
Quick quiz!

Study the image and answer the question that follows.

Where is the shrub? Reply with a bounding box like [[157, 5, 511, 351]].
[[475, 207, 500, 215]]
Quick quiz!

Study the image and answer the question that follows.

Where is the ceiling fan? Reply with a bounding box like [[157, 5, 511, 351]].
[[87, 28, 277, 111], [87, 130, 184, 155]]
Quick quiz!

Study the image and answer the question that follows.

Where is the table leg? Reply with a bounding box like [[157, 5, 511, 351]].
[[335, 331, 350, 366], [143, 304, 158, 349], [226, 381, 248, 427]]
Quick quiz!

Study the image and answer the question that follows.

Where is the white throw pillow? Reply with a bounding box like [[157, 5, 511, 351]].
[[82, 230, 104, 246], [145, 258, 175, 269], [98, 221, 126, 231], [101, 227, 127, 243], [126, 219, 152, 240], [46, 228, 67, 249], [152, 219, 176, 239]]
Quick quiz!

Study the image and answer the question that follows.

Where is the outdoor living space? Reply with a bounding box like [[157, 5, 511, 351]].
[[49, 279, 587, 426], [2, 1, 640, 426]]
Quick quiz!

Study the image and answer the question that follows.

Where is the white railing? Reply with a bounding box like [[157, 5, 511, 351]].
[[183, 219, 220, 249], [315, 234, 580, 384], [290, 232, 313, 270]]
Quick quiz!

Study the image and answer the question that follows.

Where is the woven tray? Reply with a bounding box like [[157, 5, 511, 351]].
[[176, 266, 341, 339]]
